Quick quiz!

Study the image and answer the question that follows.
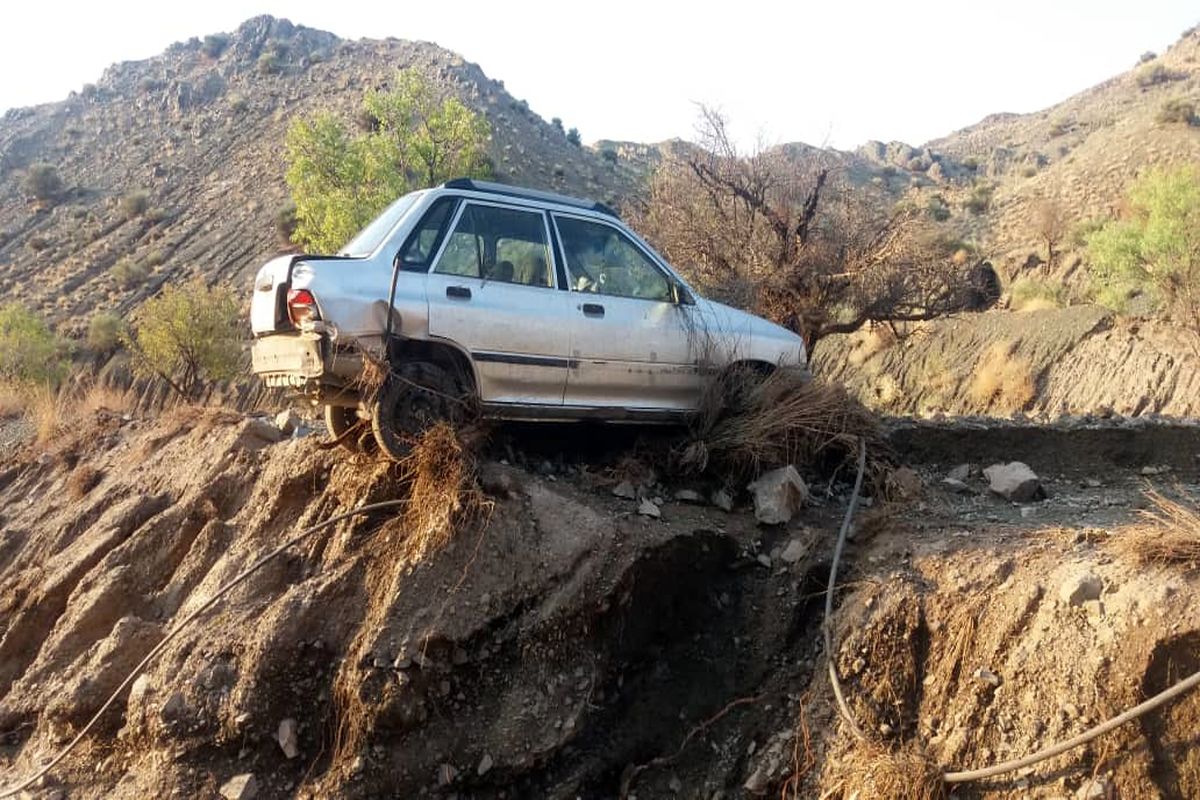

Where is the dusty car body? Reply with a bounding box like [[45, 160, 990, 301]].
[[250, 180, 807, 454]]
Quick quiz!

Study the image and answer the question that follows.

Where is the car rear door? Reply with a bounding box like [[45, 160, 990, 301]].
[[552, 213, 703, 411], [426, 201, 573, 406]]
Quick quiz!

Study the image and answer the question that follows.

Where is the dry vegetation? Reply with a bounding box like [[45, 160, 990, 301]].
[[826, 740, 947, 800], [966, 342, 1035, 413], [1111, 489, 1200, 569], [678, 366, 887, 485]]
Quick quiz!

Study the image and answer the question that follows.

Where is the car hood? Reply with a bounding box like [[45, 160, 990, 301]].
[[692, 297, 807, 367]]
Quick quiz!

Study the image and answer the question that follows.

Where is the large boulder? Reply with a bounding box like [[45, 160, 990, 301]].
[[747, 466, 809, 525], [983, 462, 1045, 502]]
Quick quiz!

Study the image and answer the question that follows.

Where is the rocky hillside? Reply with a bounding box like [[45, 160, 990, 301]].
[[0, 16, 641, 335]]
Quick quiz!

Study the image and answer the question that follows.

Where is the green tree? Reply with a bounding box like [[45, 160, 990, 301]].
[[0, 304, 68, 386], [285, 69, 491, 253], [24, 163, 62, 203], [1088, 166, 1200, 345], [124, 280, 241, 398], [87, 312, 124, 354]]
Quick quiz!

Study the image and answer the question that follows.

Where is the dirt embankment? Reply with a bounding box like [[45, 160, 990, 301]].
[[814, 306, 1200, 420], [0, 407, 1198, 799]]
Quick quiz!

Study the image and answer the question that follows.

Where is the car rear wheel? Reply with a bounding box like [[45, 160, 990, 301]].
[[324, 404, 374, 453], [370, 361, 466, 461]]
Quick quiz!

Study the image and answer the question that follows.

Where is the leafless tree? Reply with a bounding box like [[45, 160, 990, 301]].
[[630, 108, 985, 350], [1033, 197, 1069, 267]]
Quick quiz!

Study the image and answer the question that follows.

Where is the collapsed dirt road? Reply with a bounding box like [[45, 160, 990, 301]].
[[0, 407, 1198, 799]]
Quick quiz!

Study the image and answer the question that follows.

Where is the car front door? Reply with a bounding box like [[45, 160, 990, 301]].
[[427, 201, 573, 406], [553, 213, 704, 411]]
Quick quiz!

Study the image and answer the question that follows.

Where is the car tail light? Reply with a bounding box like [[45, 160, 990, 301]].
[[287, 288, 320, 325]]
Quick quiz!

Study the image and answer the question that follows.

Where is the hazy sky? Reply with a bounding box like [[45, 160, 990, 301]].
[[2, 1, 1196, 149]]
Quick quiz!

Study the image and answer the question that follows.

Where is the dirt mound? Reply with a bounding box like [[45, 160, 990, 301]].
[[1, 408, 1199, 799], [814, 307, 1200, 419]]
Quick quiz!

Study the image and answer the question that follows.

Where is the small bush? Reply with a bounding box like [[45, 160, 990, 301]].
[[112, 257, 150, 288], [1157, 98, 1198, 125], [124, 279, 241, 398], [1135, 63, 1179, 88], [551, 117, 563, 132], [228, 93, 248, 113], [120, 189, 151, 219], [24, 163, 62, 202], [26, 236, 50, 252], [927, 195, 951, 221], [137, 76, 161, 93], [1009, 278, 1067, 311], [961, 156, 980, 171], [601, 147, 618, 164], [202, 34, 229, 59], [0, 304, 68, 387], [965, 185, 993, 216], [1138, 51, 1157, 64], [566, 127, 582, 147], [967, 342, 1035, 414], [276, 202, 298, 243], [143, 248, 166, 268], [87, 312, 124, 353], [257, 51, 280, 75]]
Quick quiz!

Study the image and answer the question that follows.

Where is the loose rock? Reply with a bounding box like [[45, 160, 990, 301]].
[[277, 718, 299, 759], [219, 773, 258, 800], [275, 409, 300, 436], [477, 753, 494, 776], [746, 466, 808, 525], [612, 480, 638, 500], [983, 462, 1045, 502], [780, 539, 808, 564], [673, 488, 704, 504], [1060, 571, 1103, 607], [637, 498, 661, 519], [711, 488, 734, 512]]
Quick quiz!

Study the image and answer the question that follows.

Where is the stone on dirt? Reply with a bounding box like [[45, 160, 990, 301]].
[[887, 466, 923, 500], [243, 418, 283, 445], [947, 463, 972, 482], [942, 477, 972, 494], [747, 466, 808, 525], [611, 480, 638, 500], [274, 409, 300, 436], [711, 488, 734, 512], [1076, 775, 1114, 799], [637, 498, 661, 519], [780, 539, 808, 564], [983, 461, 1045, 502], [1060, 571, 1103, 607], [277, 718, 299, 759], [477, 753, 494, 776], [479, 463, 523, 499], [673, 488, 704, 503], [219, 773, 258, 800]]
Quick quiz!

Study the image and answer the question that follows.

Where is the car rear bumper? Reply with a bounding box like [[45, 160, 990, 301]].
[[251, 333, 365, 389]]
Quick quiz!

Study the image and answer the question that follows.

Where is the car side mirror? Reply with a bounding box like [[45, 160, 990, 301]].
[[674, 281, 695, 305]]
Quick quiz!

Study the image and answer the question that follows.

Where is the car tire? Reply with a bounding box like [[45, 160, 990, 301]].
[[324, 404, 372, 453], [370, 361, 465, 461]]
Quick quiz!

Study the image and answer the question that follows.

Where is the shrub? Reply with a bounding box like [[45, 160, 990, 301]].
[[961, 156, 980, 171], [566, 127, 582, 147], [965, 185, 993, 215], [1138, 51, 1157, 64], [112, 257, 150, 288], [202, 34, 229, 59], [1009, 278, 1067, 311], [24, 163, 62, 202], [926, 195, 951, 221], [276, 202, 298, 243], [551, 117, 563, 132], [601, 147, 618, 164], [124, 279, 241, 398], [26, 236, 50, 252], [967, 342, 1035, 413], [137, 76, 161, 93], [228, 93, 248, 113], [286, 68, 491, 252], [257, 51, 280, 75], [1135, 63, 1179, 88], [120, 189, 151, 219], [1157, 98, 1198, 125], [1088, 166, 1200, 343], [87, 312, 124, 353], [0, 304, 68, 387]]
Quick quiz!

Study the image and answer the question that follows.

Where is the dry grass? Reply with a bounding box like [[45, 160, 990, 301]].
[[78, 383, 134, 416], [329, 422, 490, 776], [679, 367, 888, 485], [67, 465, 103, 498], [1110, 489, 1200, 569], [24, 385, 69, 444], [829, 740, 947, 800], [966, 342, 1035, 414], [396, 421, 491, 563], [0, 384, 25, 419]]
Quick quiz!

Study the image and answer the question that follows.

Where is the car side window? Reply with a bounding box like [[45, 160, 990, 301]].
[[554, 216, 673, 302], [433, 204, 554, 288], [397, 197, 456, 271]]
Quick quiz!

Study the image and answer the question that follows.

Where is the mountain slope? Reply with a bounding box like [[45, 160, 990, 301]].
[[0, 16, 640, 335]]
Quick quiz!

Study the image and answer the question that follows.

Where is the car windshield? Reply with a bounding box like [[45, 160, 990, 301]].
[[339, 192, 423, 257]]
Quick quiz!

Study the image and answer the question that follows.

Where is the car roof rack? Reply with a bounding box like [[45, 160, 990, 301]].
[[441, 178, 619, 219]]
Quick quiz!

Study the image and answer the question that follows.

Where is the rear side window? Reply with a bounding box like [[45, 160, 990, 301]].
[[433, 204, 554, 288], [397, 197, 457, 271]]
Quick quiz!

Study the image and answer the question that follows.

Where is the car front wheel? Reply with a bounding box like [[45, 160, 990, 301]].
[[370, 361, 466, 461]]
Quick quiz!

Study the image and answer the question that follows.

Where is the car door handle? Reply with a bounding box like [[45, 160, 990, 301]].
[[446, 286, 472, 300], [581, 303, 605, 317]]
